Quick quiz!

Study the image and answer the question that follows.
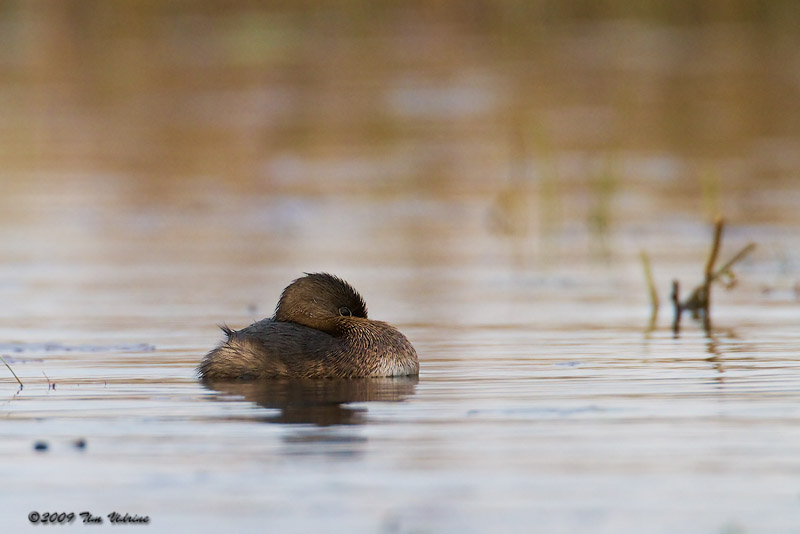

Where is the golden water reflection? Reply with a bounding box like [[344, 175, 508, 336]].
[[204, 377, 418, 426]]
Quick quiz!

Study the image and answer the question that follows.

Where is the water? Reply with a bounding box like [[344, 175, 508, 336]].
[[1, 3, 800, 533]]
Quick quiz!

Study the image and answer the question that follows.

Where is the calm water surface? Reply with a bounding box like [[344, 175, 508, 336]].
[[1, 3, 800, 533]]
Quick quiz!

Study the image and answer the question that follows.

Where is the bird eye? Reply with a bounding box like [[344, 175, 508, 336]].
[[338, 306, 352, 317]]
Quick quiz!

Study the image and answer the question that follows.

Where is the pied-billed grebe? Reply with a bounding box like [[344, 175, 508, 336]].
[[198, 273, 419, 380]]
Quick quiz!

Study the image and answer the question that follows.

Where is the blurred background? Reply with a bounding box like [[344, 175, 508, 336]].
[[0, 0, 797, 345]]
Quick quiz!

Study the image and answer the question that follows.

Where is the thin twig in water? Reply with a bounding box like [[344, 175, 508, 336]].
[[701, 216, 724, 332], [671, 217, 756, 336], [710, 243, 756, 286], [704, 217, 724, 284], [42, 371, 53, 390], [0, 355, 23, 388], [640, 251, 659, 332], [671, 279, 681, 336], [683, 227, 756, 313]]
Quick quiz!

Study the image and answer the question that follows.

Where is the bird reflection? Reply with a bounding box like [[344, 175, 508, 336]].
[[203, 377, 418, 426]]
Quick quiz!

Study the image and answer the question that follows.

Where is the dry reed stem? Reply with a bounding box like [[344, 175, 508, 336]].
[[671, 279, 681, 336], [669, 217, 756, 336], [0, 355, 23, 388], [701, 216, 725, 331], [640, 251, 659, 332]]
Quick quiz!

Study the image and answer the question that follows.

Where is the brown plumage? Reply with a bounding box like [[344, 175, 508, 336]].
[[198, 273, 419, 380]]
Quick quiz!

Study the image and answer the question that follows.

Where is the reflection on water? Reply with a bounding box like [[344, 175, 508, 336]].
[[203, 377, 418, 426]]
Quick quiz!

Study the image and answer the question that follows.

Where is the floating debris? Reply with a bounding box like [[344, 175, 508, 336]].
[[73, 438, 87, 450], [33, 441, 49, 452]]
